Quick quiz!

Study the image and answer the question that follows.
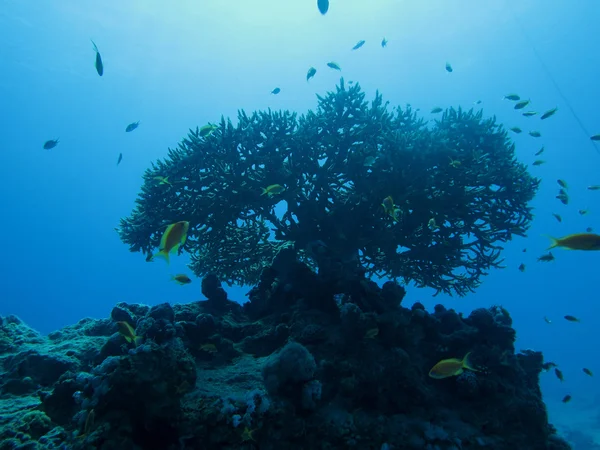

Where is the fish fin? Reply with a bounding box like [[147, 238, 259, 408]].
[[133, 336, 143, 347], [261, 188, 268, 196], [544, 235, 559, 250], [91, 39, 99, 53], [462, 352, 479, 372], [124, 335, 133, 344]]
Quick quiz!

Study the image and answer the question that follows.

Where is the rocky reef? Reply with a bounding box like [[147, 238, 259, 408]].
[[0, 250, 570, 450]]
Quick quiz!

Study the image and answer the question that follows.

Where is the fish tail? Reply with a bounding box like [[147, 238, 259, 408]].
[[153, 249, 170, 264], [133, 336, 144, 347], [261, 188, 268, 196], [462, 352, 479, 372], [91, 39, 98, 53], [544, 235, 560, 250]]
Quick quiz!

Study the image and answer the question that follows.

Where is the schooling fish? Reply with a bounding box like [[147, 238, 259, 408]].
[[540, 107, 558, 120], [445, 62, 453, 73], [564, 315, 580, 323], [152, 221, 190, 264], [591, 134, 600, 141], [199, 123, 218, 137], [307, 67, 317, 81], [503, 94, 520, 101], [271, 87, 281, 95], [381, 38, 388, 48], [125, 121, 140, 132], [546, 233, 600, 251], [557, 179, 568, 189], [583, 368, 593, 377], [327, 62, 341, 71], [510, 127, 522, 134], [522, 111, 537, 117], [514, 99, 530, 110], [532, 160, 545, 166], [534, 146, 545, 156], [381, 196, 399, 221], [43, 139, 59, 150], [117, 153, 122, 166], [555, 368, 564, 382], [562, 395, 572, 404], [518, 263, 525, 272], [352, 40, 365, 50], [91, 40, 103, 76], [431, 107, 443, 114], [587, 185, 600, 190], [529, 130, 542, 138], [537, 252, 555, 262], [429, 352, 478, 379], [552, 213, 562, 223], [317, 0, 329, 15]]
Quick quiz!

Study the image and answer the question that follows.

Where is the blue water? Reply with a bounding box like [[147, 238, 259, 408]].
[[2, 0, 599, 442]]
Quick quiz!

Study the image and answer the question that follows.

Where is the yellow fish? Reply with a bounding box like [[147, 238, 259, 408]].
[[153, 221, 190, 264], [429, 352, 478, 379], [546, 233, 600, 251], [261, 184, 285, 196], [116, 321, 143, 346], [153, 176, 172, 185]]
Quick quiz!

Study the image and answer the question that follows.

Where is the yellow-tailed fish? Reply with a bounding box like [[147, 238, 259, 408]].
[[153, 221, 190, 263], [261, 184, 285, 196], [172, 274, 192, 285], [116, 321, 143, 346], [546, 233, 600, 251], [429, 352, 478, 379], [540, 107, 558, 120]]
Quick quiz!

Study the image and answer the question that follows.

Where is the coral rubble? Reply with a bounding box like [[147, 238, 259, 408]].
[[0, 254, 570, 449]]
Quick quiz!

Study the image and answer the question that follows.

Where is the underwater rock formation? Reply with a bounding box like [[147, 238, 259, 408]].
[[0, 257, 570, 449], [117, 78, 539, 296]]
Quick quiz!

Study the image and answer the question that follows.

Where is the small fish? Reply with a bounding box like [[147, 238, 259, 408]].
[[431, 107, 443, 114], [540, 107, 558, 120], [445, 62, 453, 73], [199, 123, 218, 137], [522, 111, 538, 117], [261, 184, 285, 196], [537, 252, 555, 262], [552, 213, 562, 223], [586, 227, 593, 232], [543, 316, 551, 324], [556, 194, 569, 205], [271, 87, 281, 95], [532, 160, 545, 166], [558, 188, 567, 196], [83, 409, 95, 436], [91, 40, 103, 76], [474, 100, 482, 105], [125, 121, 140, 132], [327, 62, 341, 71], [117, 153, 123, 166], [152, 221, 190, 264], [317, 0, 329, 15], [449, 158, 461, 168], [381, 196, 399, 221], [43, 139, 59, 150], [307, 67, 317, 82], [591, 134, 600, 141], [510, 127, 522, 134], [153, 176, 172, 185], [352, 40, 365, 50], [172, 274, 192, 285], [503, 94, 520, 101], [583, 368, 593, 377], [546, 233, 600, 251], [587, 185, 600, 190], [562, 395, 572, 404], [557, 179, 568, 189], [529, 130, 542, 138], [564, 315, 580, 323], [518, 263, 525, 272], [381, 38, 388, 48], [578, 209, 589, 216], [364, 327, 379, 339], [542, 361, 557, 371], [555, 368, 564, 382], [428, 218, 437, 230], [535, 146, 545, 156], [200, 343, 218, 353], [363, 156, 377, 167], [429, 352, 478, 379], [514, 99, 530, 110], [522, 248, 527, 253], [116, 321, 142, 346]]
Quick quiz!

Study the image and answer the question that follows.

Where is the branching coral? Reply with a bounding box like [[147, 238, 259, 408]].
[[117, 79, 538, 295]]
